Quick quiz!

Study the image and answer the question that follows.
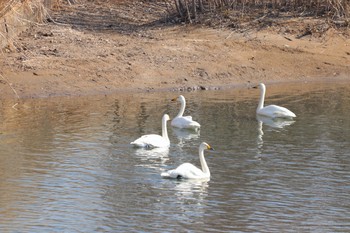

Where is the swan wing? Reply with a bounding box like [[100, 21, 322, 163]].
[[183, 116, 193, 120], [258, 105, 296, 119], [161, 163, 206, 179], [131, 134, 169, 148], [171, 116, 201, 130]]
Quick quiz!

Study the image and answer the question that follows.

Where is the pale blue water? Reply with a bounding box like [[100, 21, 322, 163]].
[[0, 81, 349, 232]]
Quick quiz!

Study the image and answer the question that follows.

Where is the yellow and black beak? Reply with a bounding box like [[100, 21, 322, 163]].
[[207, 145, 214, 151]]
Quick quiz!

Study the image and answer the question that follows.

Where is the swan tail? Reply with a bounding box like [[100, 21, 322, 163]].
[[161, 170, 179, 179], [161, 171, 171, 178], [274, 110, 296, 119], [130, 141, 140, 147], [189, 121, 201, 129]]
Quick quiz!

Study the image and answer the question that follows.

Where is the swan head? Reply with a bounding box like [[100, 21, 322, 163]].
[[163, 114, 170, 121], [172, 95, 185, 103], [253, 83, 265, 90], [200, 142, 214, 151]]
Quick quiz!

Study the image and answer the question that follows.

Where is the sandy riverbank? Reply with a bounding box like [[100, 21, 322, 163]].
[[0, 0, 349, 100]]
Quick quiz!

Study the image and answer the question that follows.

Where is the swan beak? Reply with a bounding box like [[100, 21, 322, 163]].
[[207, 145, 214, 151], [252, 85, 258, 89], [171, 97, 177, 102]]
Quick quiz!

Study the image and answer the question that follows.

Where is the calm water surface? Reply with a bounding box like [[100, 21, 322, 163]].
[[0, 82, 349, 232]]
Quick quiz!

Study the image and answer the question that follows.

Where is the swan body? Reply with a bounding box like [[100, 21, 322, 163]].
[[254, 83, 296, 119], [161, 142, 213, 179], [171, 95, 200, 130], [131, 114, 170, 148]]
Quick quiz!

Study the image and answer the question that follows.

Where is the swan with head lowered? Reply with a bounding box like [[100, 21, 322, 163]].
[[253, 83, 296, 119], [171, 95, 200, 130], [130, 114, 170, 148], [161, 142, 214, 180]]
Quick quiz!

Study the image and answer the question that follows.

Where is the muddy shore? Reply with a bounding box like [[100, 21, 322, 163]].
[[0, 1, 349, 101]]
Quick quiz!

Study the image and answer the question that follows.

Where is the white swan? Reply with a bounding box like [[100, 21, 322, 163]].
[[130, 114, 170, 148], [254, 83, 296, 119], [161, 142, 214, 179], [171, 95, 201, 130]]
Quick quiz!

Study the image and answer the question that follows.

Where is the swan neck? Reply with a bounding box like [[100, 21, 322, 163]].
[[162, 118, 169, 140], [176, 98, 186, 117], [257, 85, 265, 111], [199, 148, 210, 176]]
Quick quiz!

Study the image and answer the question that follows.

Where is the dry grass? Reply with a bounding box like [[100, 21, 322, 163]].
[[0, 0, 48, 51], [0, 0, 48, 22], [172, 0, 350, 25], [0, 0, 20, 18]]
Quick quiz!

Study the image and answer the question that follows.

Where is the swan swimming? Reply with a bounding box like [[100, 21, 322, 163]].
[[161, 142, 214, 180], [253, 83, 296, 119], [171, 95, 201, 130], [130, 114, 170, 148]]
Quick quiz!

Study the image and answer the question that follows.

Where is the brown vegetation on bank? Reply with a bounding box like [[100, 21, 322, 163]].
[[170, 0, 350, 37], [0, 0, 349, 100], [172, 0, 350, 21]]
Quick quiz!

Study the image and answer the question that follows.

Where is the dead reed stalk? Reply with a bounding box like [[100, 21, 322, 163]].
[[172, 0, 350, 23], [1, 0, 49, 50], [0, 73, 20, 99]]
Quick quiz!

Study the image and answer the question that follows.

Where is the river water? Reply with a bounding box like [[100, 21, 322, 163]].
[[0, 81, 349, 232]]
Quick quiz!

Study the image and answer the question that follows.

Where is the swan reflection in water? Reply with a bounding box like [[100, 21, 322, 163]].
[[157, 179, 209, 220], [173, 179, 209, 198], [257, 115, 295, 129], [172, 127, 200, 148], [256, 115, 295, 158], [134, 147, 170, 170]]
